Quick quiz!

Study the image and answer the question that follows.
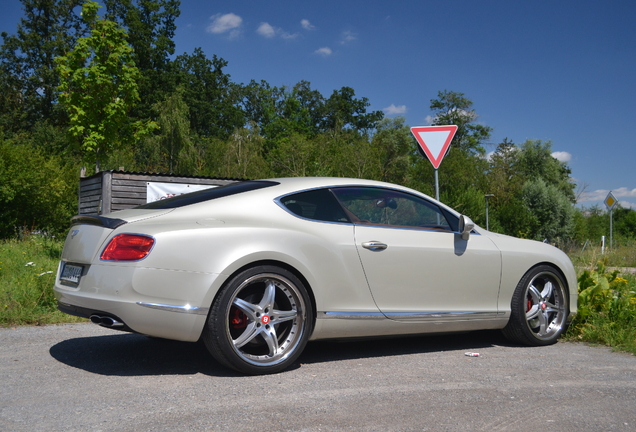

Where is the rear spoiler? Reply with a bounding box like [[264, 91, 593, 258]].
[[71, 215, 127, 230]]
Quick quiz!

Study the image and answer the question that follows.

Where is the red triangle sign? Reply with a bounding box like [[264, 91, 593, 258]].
[[410, 125, 458, 169]]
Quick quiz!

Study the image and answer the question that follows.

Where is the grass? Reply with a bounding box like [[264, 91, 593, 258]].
[[0, 234, 85, 326], [1, 236, 635, 356], [568, 242, 636, 269]]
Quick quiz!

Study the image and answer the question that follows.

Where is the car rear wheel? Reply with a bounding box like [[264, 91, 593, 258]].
[[203, 265, 314, 375], [502, 265, 569, 346]]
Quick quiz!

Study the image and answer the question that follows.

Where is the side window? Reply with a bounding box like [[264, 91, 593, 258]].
[[279, 189, 351, 223], [331, 187, 454, 231]]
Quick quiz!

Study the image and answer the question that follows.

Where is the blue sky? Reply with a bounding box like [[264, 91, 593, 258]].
[[2, 0, 635, 209]]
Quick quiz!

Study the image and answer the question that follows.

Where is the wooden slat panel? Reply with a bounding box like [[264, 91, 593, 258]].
[[79, 200, 100, 207], [112, 191, 146, 199], [112, 179, 146, 187], [80, 177, 102, 187], [80, 189, 102, 197], [79, 203, 99, 212], [112, 198, 146, 205], [80, 183, 102, 192], [111, 185, 146, 194]]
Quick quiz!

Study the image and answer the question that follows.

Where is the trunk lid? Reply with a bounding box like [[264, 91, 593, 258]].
[[61, 209, 173, 264]]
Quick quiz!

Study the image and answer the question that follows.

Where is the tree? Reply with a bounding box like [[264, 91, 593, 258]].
[[103, 0, 181, 119], [516, 139, 575, 202], [215, 128, 269, 179], [56, 0, 156, 170], [487, 138, 522, 203], [0, 0, 86, 131], [143, 87, 193, 173], [521, 178, 575, 242], [320, 86, 384, 132], [614, 206, 636, 240], [173, 48, 244, 139], [370, 116, 411, 184], [429, 90, 492, 155], [0, 134, 76, 237]]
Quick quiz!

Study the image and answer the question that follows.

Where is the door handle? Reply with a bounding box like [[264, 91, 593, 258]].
[[362, 241, 388, 251]]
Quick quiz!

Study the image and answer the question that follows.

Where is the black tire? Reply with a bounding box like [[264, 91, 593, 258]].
[[203, 265, 314, 375], [502, 265, 569, 346]]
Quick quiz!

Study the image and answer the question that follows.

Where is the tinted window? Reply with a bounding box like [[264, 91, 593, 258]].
[[137, 181, 279, 209], [280, 189, 351, 223], [331, 187, 454, 231]]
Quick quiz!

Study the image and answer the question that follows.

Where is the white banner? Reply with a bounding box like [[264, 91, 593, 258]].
[[146, 182, 217, 203]]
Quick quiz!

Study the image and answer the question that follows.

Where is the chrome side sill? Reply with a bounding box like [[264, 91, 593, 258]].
[[318, 311, 386, 320], [318, 311, 502, 321]]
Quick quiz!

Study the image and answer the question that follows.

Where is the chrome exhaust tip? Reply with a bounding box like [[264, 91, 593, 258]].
[[90, 314, 124, 328], [100, 316, 124, 328]]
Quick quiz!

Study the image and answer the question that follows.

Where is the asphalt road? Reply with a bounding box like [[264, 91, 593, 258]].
[[1, 323, 635, 432]]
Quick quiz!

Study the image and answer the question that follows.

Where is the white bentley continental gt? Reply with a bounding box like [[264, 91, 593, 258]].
[[54, 177, 577, 374]]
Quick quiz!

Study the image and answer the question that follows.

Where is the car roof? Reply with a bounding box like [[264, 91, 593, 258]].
[[264, 177, 418, 195]]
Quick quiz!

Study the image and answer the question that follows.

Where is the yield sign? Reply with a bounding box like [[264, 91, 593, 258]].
[[410, 125, 458, 169]]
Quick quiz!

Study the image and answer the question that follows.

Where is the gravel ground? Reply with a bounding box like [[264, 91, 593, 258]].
[[1, 323, 635, 432]]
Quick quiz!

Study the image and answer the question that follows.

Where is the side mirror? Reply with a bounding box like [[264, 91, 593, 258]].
[[458, 215, 475, 241]]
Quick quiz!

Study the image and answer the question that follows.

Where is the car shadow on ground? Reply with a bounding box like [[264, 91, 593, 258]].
[[300, 329, 517, 365], [49, 329, 521, 377]]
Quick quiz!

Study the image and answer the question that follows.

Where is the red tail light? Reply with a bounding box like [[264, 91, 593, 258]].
[[100, 234, 155, 261]]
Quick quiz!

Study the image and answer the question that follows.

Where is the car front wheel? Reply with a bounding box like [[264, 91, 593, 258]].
[[502, 265, 569, 346], [203, 265, 314, 375]]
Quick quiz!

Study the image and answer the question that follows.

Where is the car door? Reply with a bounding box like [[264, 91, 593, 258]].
[[331, 187, 502, 322]]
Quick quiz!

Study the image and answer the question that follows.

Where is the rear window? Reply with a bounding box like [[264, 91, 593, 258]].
[[137, 180, 279, 209], [280, 188, 351, 223]]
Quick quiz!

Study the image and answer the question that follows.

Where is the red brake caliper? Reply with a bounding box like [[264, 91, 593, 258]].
[[527, 297, 533, 313], [230, 307, 247, 329]]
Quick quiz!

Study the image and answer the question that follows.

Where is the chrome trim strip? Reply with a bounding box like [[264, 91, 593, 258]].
[[136, 302, 209, 315], [382, 311, 502, 321], [318, 312, 386, 320], [318, 311, 502, 321]]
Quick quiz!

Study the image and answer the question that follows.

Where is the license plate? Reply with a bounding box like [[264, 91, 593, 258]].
[[60, 263, 83, 286]]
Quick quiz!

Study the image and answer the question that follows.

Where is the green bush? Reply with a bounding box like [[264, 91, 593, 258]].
[[0, 135, 78, 238], [566, 260, 636, 354]]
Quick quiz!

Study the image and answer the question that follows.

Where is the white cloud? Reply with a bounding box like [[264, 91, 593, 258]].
[[207, 13, 242, 35], [257, 22, 276, 38], [280, 31, 299, 40], [257, 22, 299, 39], [340, 30, 357, 44], [315, 47, 332, 57], [579, 187, 636, 203], [383, 104, 407, 115], [552, 151, 572, 162], [613, 187, 636, 198], [301, 19, 315, 30], [424, 115, 435, 125]]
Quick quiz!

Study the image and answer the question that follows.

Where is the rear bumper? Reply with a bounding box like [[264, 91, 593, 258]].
[[54, 262, 220, 342]]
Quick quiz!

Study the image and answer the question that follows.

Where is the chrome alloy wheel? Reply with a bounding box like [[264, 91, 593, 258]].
[[226, 273, 307, 367], [524, 271, 567, 341]]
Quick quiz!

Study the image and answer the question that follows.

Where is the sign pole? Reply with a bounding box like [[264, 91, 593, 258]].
[[610, 208, 613, 250], [604, 191, 617, 250], [434, 169, 439, 201]]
